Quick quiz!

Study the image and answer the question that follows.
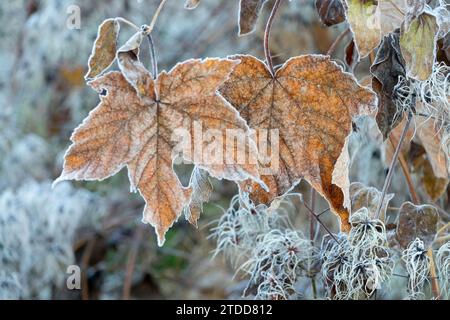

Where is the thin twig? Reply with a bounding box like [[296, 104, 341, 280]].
[[388, 135, 420, 204], [326, 28, 350, 57], [376, 113, 413, 219], [146, 0, 168, 35], [427, 248, 441, 299], [302, 201, 339, 243], [122, 225, 145, 300], [264, 0, 283, 76]]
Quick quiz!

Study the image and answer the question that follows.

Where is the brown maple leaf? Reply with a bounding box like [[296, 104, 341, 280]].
[[55, 39, 261, 245], [219, 55, 377, 231]]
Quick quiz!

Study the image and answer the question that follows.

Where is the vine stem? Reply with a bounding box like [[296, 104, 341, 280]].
[[427, 248, 441, 299], [375, 113, 412, 219], [326, 28, 350, 57], [146, 0, 168, 35], [264, 0, 283, 76], [388, 135, 420, 204]]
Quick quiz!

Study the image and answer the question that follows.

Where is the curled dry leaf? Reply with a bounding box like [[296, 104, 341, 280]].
[[185, 166, 213, 227], [345, 0, 381, 58], [396, 201, 439, 249], [219, 54, 377, 231], [55, 33, 262, 246], [239, 0, 268, 36], [370, 32, 406, 140], [350, 182, 394, 219], [400, 12, 439, 81], [315, 0, 346, 27], [85, 18, 120, 80], [184, 0, 201, 10]]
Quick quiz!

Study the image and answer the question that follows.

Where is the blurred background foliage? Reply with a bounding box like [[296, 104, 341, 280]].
[[0, 0, 421, 299]]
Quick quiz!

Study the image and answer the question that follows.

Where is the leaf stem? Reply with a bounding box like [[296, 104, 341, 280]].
[[375, 113, 412, 219], [326, 28, 350, 57], [147, 34, 158, 79], [264, 0, 283, 76]]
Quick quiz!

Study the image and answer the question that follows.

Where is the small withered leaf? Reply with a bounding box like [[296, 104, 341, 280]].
[[184, 0, 201, 10], [315, 0, 346, 27], [219, 54, 377, 231], [185, 166, 213, 227], [350, 182, 394, 219], [396, 201, 439, 249], [85, 18, 120, 80], [239, 0, 268, 36], [400, 12, 439, 81], [56, 33, 262, 246], [370, 32, 406, 140], [346, 0, 381, 58], [412, 154, 449, 202]]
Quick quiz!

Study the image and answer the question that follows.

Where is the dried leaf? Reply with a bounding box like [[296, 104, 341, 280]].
[[186, 166, 213, 227], [370, 32, 406, 139], [379, 0, 407, 35], [219, 54, 377, 231], [396, 201, 439, 249], [400, 12, 439, 81], [434, 5, 450, 38], [315, 0, 346, 27], [412, 154, 449, 202], [415, 116, 448, 178], [85, 18, 120, 80], [185, 0, 201, 10], [56, 36, 262, 246], [239, 0, 268, 36], [350, 182, 394, 219], [384, 116, 413, 163], [346, 0, 381, 57]]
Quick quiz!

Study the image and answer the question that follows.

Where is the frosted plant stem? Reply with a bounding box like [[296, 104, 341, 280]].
[[375, 113, 412, 219], [388, 135, 420, 204], [427, 248, 441, 299], [264, 0, 283, 76], [147, 34, 158, 79], [303, 201, 338, 243]]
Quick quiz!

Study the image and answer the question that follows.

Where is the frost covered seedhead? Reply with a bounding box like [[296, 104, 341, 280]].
[[239, 229, 318, 300], [349, 208, 387, 253], [321, 210, 393, 300], [401, 238, 430, 299], [209, 193, 283, 264], [436, 241, 450, 299]]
